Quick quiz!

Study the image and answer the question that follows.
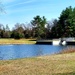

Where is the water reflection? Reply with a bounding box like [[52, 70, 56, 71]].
[[0, 44, 74, 60]]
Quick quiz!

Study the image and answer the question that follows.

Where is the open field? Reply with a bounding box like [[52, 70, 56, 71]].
[[0, 53, 75, 75], [0, 39, 36, 44]]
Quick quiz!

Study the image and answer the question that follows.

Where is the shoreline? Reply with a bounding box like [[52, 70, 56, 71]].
[[0, 39, 75, 74], [0, 39, 36, 45], [0, 52, 75, 75]]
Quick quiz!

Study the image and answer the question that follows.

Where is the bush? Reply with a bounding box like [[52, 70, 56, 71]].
[[59, 47, 75, 54], [14, 32, 24, 39]]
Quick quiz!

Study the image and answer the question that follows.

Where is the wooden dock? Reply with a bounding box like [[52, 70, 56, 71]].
[[66, 41, 75, 45], [36, 40, 52, 45], [36, 39, 61, 45], [36, 39, 75, 45]]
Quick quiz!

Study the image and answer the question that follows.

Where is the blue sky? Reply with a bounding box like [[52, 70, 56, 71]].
[[0, 0, 75, 29]]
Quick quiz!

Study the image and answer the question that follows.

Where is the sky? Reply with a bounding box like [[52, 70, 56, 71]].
[[0, 0, 75, 29]]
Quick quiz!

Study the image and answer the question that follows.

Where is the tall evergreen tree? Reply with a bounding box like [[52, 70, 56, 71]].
[[58, 6, 75, 37], [31, 15, 47, 39]]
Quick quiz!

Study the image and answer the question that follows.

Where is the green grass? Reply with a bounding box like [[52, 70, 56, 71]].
[[0, 53, 75, 75], [0, 39, 36, 44]]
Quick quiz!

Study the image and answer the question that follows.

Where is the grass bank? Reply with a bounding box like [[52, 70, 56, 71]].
[[0, 53, 75, 75], [0, 39, 36, 44]]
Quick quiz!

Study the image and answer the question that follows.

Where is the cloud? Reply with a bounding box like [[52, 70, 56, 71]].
[[6, 0, 37, 8]]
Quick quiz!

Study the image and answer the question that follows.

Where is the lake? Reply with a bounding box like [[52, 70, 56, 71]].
[[0, 44, 74, 60]]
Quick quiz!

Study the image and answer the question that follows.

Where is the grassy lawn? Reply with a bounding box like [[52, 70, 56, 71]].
[[0, 53, 75, 75], [0, 39, 36, 44]]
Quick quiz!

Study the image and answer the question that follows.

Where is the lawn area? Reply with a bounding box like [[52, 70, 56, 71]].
[[0, 39, 36, 44], [0, 53, 75, 75]]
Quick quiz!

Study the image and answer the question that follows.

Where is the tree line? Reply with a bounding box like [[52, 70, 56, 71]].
[[0, 6, 75, 39]]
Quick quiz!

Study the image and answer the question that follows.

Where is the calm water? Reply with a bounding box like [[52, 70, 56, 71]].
[[0, 44, 73, 60]]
